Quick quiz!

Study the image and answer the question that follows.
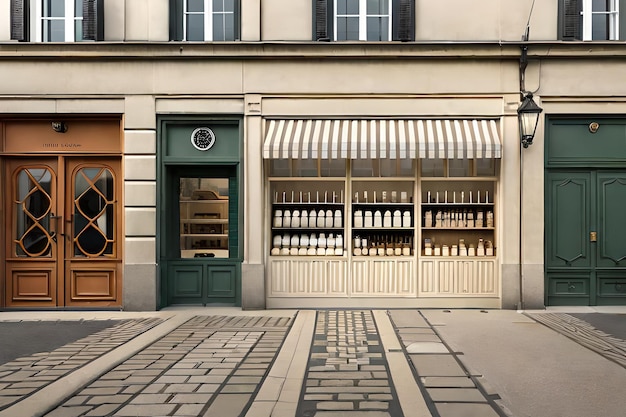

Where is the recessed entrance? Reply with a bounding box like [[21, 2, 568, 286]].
[[4, 156, 122, 308]]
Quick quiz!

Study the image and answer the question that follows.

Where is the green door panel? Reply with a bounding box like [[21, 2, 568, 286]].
[[597, 174, 626, 267], [546, 172, 591, 268], [207, 265, 237, 298], [169, 263, 204, 303], [547, 121, 626, 165], [546, 272, 590, 306]]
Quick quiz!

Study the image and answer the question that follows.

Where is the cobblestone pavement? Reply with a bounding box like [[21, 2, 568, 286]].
[[1, 309, 622, 417], [0, 318, 162, 411], [297, 310, 402, 417], [44, 315, 292, 417]]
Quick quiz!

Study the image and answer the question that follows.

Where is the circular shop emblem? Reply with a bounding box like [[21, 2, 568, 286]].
[[191, 127, 216, 151]]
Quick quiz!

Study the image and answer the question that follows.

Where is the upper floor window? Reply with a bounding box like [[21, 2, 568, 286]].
[[10, 0, 104, 42], [314, 0, 414, 42], [171, 0, 239, 41], [560, 0, 626, 40]]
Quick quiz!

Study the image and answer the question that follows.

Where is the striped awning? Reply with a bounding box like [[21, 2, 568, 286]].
[[263, 119, 501, 159]]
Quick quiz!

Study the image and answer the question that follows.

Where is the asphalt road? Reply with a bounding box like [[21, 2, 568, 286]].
[[571, 313, 626, 340], [0, 320, 120, 365]]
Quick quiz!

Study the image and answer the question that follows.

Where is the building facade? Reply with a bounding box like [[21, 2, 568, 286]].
[[1, 0, 625, 311]]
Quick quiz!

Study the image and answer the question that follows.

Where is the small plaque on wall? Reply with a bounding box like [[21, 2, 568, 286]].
[[191, 127, 216, 151]]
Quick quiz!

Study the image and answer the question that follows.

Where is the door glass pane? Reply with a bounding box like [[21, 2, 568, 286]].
[[180, 177, 229, 258], [74, 167, 114, 257], [15, 168, 53, 257]]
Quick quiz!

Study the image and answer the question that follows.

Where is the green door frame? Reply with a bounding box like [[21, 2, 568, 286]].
[[156, 117, 243, 308]]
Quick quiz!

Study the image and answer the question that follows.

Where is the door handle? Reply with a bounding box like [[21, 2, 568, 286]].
[[590, 231, 597, 242]]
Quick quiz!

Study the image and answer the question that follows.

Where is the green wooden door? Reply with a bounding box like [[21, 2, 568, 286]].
[[546, 171, 626, 305]]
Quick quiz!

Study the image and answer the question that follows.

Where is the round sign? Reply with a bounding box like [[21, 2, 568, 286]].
[[190, 127, 216, 151]]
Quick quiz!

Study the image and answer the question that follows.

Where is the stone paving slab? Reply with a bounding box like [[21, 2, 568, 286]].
[[388, 310, 508, 417]]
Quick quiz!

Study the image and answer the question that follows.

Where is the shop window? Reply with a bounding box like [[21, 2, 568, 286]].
[[421, 159, 499, 178], [352, 159, 414, 177], [560, 0, 626, 40], [10, 0, 104, 42], [314, 0, 415, 41], [170, 0, 239, 41]]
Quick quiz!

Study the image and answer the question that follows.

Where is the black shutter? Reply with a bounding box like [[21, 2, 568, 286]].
[[394, 0, 414, 41], [560, 0, 582, 40], [83, 0, 104, 41], [314, 0, 330, 41], [170, 0, 183, 41], [10, 0, 28, 41]]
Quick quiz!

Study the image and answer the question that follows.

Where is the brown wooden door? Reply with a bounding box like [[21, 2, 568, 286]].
[[4, 157, 122, 308]]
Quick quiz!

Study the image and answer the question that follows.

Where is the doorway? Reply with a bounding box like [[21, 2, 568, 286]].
[[4, 157, 122, 308], [161, 166, 241, 306], [546, 170, 626, 305]]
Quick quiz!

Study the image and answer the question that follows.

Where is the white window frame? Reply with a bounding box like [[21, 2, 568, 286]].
[[183, 0, 235, 41], [35, 0, 81, 42], [582, 0, 620, 40], [334, 0, 392, 41]]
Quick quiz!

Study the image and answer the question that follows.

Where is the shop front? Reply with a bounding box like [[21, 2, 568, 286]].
[[263, 118, 503, 308], [158, 117, 243, 307]]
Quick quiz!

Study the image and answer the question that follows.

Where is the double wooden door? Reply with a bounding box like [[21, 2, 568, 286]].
[[4, 157, 122, 308], [546, 171, 626, 305]]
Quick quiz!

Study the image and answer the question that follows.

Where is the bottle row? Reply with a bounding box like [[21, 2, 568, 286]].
[[353, 190, 412, 203], [423, 209, 494, 228], [353, 236, 413, 256], [354, 210, 412, 228], [273, 209, 343, 229], [271, 233, 344, 256], [423, 190, 491, 204], [423, 238, 495, 257]]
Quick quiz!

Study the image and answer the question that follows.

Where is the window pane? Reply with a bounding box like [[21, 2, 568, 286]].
[[592, 0, 609, 12], [43, 20, 65, 42], [448, 159, 470, 177], [293, 159, 318, 177], [367, 0, 389, 14], [74, 168, 114, 257], [337, 0, 359, 15], [186, 14, 204, 40], [44, 0, 65, 17], [16, 169, 52, 257], [187, 0, 204, 13], [213, 12, 235, 41], [421, 159, 445, 177], [476, 158, 498, 177], [75, 19, 82, 40], [352, 159, 376, 177], [75, 0, 82, 16], [592, 14, 610, 39], [270, 160, 291, 177], [367, 16, 388, 40], [180, 178, 229, 259], [337, 17, 359, 40], [320, 159, 346, 177], [224, 0, 235, 11]]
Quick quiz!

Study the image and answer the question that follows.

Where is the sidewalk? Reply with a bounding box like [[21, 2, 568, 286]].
[[0, 307, 623, 417]]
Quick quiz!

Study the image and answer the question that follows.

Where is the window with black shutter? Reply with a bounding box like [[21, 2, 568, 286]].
[[313, 0, 414, 42], [559, 0, 625, 41], [170, 0, 240, 41]]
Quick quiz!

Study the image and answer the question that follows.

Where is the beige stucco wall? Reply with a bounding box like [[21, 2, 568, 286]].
[[0, 0, 560, 42]]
